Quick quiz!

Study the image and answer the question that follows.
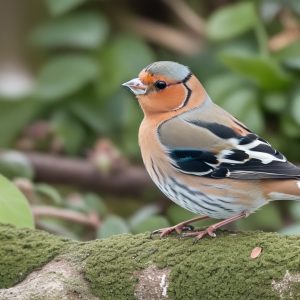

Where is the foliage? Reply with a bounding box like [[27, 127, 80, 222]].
[[207, 2, 257, 41], [0, 176, 34, 228], [0, 0, 300, 238]]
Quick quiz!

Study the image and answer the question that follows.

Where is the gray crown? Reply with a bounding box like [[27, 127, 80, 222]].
[[145, 61, 191, 82]]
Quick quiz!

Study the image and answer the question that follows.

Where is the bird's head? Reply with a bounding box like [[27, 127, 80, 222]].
[[122, 61, 206, 115]]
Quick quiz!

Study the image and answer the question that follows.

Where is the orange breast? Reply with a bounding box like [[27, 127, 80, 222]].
[[139, 117, 167, 175]]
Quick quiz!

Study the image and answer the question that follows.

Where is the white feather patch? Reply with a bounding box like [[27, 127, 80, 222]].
[[297, 181, 300, 189], [218, 149, 246, 165], [229, 137, 286, 164]]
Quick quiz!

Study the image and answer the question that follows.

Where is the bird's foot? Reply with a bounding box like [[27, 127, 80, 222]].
[[150, 224, 194, 239], [150, 215, 209, 239], [178, 211, 248, 242], [181, 225, 217, 242]]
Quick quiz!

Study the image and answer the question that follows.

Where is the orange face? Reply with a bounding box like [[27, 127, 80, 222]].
[[122, 62, 207, 117], [136, 69, 189, 115]]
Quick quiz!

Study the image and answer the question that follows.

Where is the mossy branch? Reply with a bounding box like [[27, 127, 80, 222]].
[[0, 224, 300, 299]]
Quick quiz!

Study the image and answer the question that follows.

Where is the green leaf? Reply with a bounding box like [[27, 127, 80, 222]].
[[35, 55, 98, 101], [98, 35, 155, 97], [220, 88, 264, 133], [280, 114, 300, 138], [128, 205, 160, 229], [100, 90, 143, 157], [52, 111, 86, 155], [0, 175, 34, 228], [205, 73, 246, 104], [0, 99, 40, 147], [291, 89, 300, 126], [220, 52, 291, 90], [207, 2, 256, 41], [220, 88, 256, 115], [131, 215, 170, 234], [37, 219, 79, 239], [103, 90, 134, 131], [31, 12, 108, 49], [0, 151, 34, 180], [97, 215, 129, 239], [45, 0, 87, 16], [84, 193, 108, 216], [181, 49, 225, 80], [70, 100, 109, 134], [263, 92, 287, 113], [35, 183, 63, 205], [241, 103, 264, 133]]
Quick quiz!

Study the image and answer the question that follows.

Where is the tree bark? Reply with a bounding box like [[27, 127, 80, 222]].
[[0, 224, 300, 299], [26, 151, 153, 196], [0, 150, 155, 197]]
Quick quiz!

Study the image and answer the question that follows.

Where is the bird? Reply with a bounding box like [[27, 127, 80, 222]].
[[122, 61, 300, 241]]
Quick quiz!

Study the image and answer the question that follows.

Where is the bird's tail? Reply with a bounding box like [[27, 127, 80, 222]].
[[267, 179, 300, 201]]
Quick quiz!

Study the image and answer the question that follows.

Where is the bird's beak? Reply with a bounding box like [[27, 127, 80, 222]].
[[122, 78, 147, 95]]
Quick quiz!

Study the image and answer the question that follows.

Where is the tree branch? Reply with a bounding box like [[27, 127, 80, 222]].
[[32, 205, 100, 228], [23, 151, 154, 196], [120, 15, 202, 55], [0, 224, 300, 299], [162, 0, 206, 35]]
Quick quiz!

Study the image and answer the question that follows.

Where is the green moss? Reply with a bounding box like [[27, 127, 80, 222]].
[[1, 224, 300, 299], [0, 224, 73, 288], [166, 231, 300, 300], [84, 231, 300, 300]]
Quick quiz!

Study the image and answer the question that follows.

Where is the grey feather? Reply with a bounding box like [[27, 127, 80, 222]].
[[145, 61, 190, 82]]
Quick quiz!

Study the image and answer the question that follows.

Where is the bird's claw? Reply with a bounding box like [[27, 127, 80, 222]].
[[150, 225, 194, 239], [150, 229, 163, 239], [150, 227, 174, 239], [207, 228, 216, 238], [179, 226, 217, 243], [193, 227, 217, 243]]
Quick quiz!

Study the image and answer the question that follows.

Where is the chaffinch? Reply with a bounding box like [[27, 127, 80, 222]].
[[123, 61, 300, 240]]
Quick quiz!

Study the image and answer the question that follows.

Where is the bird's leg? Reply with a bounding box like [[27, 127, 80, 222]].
[[150, 215, 210, 238], [182, 211, 248, 242]]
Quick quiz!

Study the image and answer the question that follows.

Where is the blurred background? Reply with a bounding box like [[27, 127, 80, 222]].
[[1, 0, 300, 240]]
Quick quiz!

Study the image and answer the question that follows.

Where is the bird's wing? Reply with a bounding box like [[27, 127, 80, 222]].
[[158, 104, 300, 180]]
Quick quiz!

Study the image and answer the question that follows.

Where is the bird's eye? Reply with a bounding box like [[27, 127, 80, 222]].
[[154, 80, 167, 90]]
